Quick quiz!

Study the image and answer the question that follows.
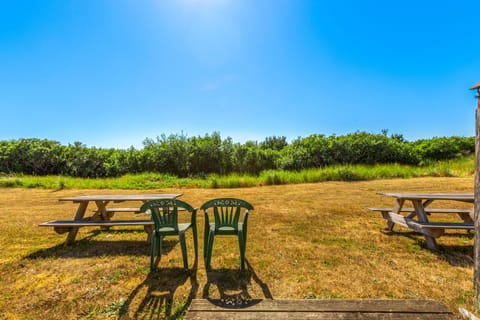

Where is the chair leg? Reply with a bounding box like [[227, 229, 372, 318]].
[[238, 232, 245, 270], [243, 227, 248, 256], [203, 223, 209, 258], [150, 233, 161, 271], [206, 230, 215, 270], [150, 235, 155, 271], [158, 235, 162, 257], [179, 232, 188, 271], [192, 225, 198, 262]]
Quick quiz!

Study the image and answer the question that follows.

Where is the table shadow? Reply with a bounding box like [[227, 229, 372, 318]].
[[382, 230, 473, 267], [120, 263, 199, 320], [24, 231, 177, 259], [202, 259, 273, 308]]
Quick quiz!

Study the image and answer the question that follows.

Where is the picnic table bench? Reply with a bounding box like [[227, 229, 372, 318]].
[[371, 193, 474, 250], [39, 194, 182, 245], [184, 299, 455, 319], [39, 219, 154, 234]]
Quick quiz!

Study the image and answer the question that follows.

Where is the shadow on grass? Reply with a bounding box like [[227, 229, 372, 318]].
[[202, 259, 272, 308], [120, 262, 199, 319], [383, 230, 474, 267], [25, 230, 177, 259]]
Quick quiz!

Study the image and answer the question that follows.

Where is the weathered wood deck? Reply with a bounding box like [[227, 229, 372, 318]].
[[184, 299, 456, 319]]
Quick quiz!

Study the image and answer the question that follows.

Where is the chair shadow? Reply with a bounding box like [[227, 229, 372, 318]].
[[120, 261, 199, 320], [382, 230, 474, 267], [202, 259, 272, 308], [25, 230, 176, 259]]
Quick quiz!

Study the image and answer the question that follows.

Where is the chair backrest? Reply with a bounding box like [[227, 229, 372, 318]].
[[140, 199, 194, 232], [200, 198, 253, 231]]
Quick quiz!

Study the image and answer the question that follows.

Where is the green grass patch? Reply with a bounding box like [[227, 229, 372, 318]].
[[0, 157, 474, 189]]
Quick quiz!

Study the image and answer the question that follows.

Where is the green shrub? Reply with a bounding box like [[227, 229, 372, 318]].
[[0, 132, 474, 178]]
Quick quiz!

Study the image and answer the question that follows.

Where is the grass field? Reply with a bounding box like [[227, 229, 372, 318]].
[[0, 177, 476, 319], [0, 156, 474, 190]]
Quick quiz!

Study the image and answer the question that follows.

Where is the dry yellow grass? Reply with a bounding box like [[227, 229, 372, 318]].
[[0, 177, 475, 319]]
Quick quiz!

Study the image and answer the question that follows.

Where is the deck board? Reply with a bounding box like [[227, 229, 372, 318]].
[[184, 299, 455, 320]]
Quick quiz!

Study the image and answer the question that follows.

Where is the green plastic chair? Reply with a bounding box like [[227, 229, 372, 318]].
[[200, 198, 254, 270], [140, 199, 198, 271]]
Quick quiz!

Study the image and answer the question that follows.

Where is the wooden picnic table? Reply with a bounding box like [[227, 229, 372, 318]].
[[371, 192, 474, 250], [184, 299, 455, 319], [39, 193, 182, 245]]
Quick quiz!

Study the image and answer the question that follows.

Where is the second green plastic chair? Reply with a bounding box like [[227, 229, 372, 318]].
[[200, 198, 254, 270], [140, 199, 198, 271]]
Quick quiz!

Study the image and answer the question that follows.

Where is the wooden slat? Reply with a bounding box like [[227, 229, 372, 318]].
[[39, 219, 153, 227], [59, 193, 182, 202], [104, 207, 142, 213], [377, 192, 474, 202], [188, 299, 451, 313], [368, 207, 472, 214], [103, 207, 185, 213], [381, 212, 410, 228], [184, 299, 455, 320], [185, 311, 453, 320], [408, 221, 474, 230]]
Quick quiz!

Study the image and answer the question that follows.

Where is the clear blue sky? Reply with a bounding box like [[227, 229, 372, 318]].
[[1, 1, 479, 149]]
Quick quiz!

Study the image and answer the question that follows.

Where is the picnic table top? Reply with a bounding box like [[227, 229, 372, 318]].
[[378, 192, 474, 202], [59, 193, 182, 202]]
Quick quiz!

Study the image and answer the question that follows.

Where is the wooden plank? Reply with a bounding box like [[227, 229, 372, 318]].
[[187, 299, 451, 313], [376, 210, 474, 237], [377, 192, 474, 202], [103, 207, 185, 213], [39, 220, 153, 227], [369, 207, 472, 214], [382, 212, 410, 228], [403, 220, 445, 238], [184, 299, 455, 320], [185, 311, 453, 320], [59, 193, 182, 202], [104, 207, 142, 213], [66, 201, 88, 245], [409, 221, 474, 230]]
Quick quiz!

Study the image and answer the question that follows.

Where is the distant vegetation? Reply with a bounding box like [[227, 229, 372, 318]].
[[0, 131, 474, 179], [0, 156, 474, 189]]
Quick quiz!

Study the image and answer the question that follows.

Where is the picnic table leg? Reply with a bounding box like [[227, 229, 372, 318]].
[[95, 200, 112, 231], [387, 199, 406, 231], [458, 211, 474, 223], [65, 202, 88, 245], [144, 225, 153, 243], [94, 201, 111, 220], [379, 210, 396, 230], [412, 200, 438, 250]]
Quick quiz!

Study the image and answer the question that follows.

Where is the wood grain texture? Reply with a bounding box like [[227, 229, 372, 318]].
[[184, 299, 455, 320], [474, 102, 480, 308], [377, 193, 474, 202], [59, 194, 182, 202], [39, 219, 153, 227], [369, 207, 472, 214]]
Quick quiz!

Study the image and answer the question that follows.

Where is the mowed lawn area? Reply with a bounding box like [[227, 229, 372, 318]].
[[0, 177, 475, 319]]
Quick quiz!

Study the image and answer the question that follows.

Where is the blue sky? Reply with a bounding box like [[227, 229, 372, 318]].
[[1, 1, 479, 149]]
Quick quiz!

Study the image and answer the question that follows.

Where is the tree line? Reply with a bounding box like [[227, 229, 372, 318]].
[[0, 131, 474, 178]]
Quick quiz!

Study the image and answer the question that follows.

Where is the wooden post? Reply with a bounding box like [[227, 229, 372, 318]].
[[472, 82, 480, 311]]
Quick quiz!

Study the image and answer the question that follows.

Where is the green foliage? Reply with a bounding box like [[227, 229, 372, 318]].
[[0, 156, 473, 189], [0, 138, 64, 175], [260, 135, 288, 150], [412, 136, 475, 163], [0, 132, 474, 178], [277, 131, 418, 170]]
